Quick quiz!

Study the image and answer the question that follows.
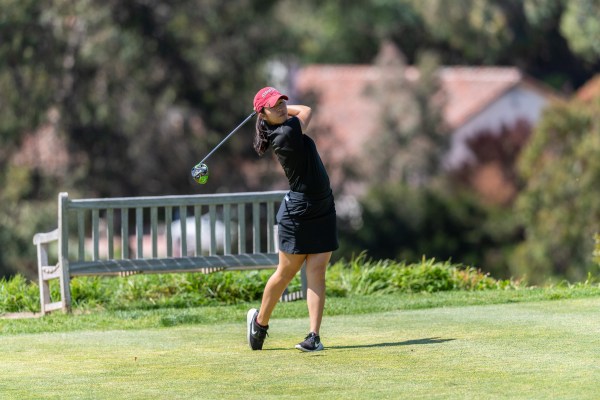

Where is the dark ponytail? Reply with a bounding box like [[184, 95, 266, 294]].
[[253, 113, 270, 156]]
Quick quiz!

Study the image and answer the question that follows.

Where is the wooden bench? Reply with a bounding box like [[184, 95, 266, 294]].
[[33, 190, 305, 314]]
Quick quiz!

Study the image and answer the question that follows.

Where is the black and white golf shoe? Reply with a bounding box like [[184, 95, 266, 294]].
[[247, 308, 268, 350], [295, 332, 324, 352]]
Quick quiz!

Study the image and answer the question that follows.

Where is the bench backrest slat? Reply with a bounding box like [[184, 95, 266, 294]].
[[267, 201, 275, 252], [107, 209, 114, 259], [224, 204, 232, 255], [209, 204, 217, 255], [77, 211, 85, 261], [194, 205, 202, 256], [238, 204, 246, 254], [165, 206, 172, 257], [121, 208, 129, 258], [150, 207, 158, 258], [135, 207, 143, 259], [92, 209, 100, 261], [59, 191, 286, 271], [66, 191, 286, 208], [179, 206, 187, 257], [253, 202, 260, 253]]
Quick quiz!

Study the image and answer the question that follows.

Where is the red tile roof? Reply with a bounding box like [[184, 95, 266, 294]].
[[575, 74, 600, 102], [294, 65, 382, 160], [294, 65, 558, 158], [437, 67, 523, 128], [293, 65, 557, 194], [295, 65, 524, 132]]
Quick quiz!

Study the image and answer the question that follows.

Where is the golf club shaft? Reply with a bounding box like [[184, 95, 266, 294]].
[[199, 111, 257, 164]]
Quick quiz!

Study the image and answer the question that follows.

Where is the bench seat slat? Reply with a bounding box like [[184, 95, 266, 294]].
[[69, 253, 279, 275]]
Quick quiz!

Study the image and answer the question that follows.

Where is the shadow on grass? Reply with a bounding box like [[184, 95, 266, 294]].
[[328, 337, 455, 350], [265, 337, 455, 351]]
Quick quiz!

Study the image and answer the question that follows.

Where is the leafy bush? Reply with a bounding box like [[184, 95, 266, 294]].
[[69, 270, 280, 310], [326, 253, 514, 297], [337, 184, 521, 280], [0, 255, 521, 314], [513, 99, 600, 283], [594, 234, 600, 267], [0, 275, 40, 313]]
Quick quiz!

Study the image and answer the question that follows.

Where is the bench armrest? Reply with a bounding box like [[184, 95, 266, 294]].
[[33, 229, 59, 245]]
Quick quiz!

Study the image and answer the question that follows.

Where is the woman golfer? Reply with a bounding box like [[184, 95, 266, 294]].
[[247, 86, 338, 352]]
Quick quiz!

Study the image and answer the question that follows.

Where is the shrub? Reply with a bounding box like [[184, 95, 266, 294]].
[[0, 274, 39, 313], [594, 234, 600, 267], [337, 184, 521, 280], [69, 270, 280, 310], [326, 253, 514, 297], [1, 255, 518, 313], [513, 100, 600, 283]]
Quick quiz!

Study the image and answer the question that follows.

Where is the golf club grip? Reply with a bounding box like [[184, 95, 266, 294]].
[[199, 111, 257, 164]]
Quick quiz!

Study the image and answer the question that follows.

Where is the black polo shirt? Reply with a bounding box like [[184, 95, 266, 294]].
[[267, 117, 331, 195]]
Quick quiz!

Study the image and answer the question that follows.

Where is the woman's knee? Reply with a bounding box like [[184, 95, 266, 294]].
[[275, 251, 306, 281], [306, 252, 332, 271], [273, 267, 298, 283]]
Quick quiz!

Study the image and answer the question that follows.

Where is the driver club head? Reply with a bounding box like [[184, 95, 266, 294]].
[[191, 163, 209, 184]]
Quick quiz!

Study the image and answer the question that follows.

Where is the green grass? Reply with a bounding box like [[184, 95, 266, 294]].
[[1, 289, 600, 399], [2, 286, 600, 335]]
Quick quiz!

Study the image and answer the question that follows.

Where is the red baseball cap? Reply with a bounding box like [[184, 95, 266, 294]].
[[253, 87, 289, 112]]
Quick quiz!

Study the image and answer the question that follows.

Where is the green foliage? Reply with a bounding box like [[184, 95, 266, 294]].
[[560, 0, 600, 63], [2, 0, 599, 281], [278, 0, 425, 63], [512, 99, 600, 282], [0, 275, 39, 312], [338, 184, 521, 278], [408, 0, 512, 61], [360, 43, 447, 187], [0, 0, 289, 277], [326, 254, 514, 297], [67, 270, 280, 310], [0, 256, 521, 314], [594, 234, 600, 267], [0, 0, 59, 145], [0, 198, 56, 279]]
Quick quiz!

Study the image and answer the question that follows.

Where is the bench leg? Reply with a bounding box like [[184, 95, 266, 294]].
[[60, 259, 72, 313], [36, 243, 51, 315]]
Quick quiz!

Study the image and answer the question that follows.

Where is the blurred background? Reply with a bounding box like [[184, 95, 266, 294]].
[[1, 0, 599, 283]]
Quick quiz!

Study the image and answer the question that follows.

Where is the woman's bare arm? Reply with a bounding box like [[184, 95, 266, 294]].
[[287, 105, 312, 132]]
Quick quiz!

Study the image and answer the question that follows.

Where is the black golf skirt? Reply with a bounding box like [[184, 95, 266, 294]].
[[276, 189, 339, 254]]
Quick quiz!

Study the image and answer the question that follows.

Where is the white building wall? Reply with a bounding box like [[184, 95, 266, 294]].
[[445, 86, 551, 169]]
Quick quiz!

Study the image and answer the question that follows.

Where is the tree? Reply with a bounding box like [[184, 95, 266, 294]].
[[409, 0, 512, 62], [275, 0, 426, 64], [560, 0, 600, 63], [338, 182, 519, 273], [511, 97, 600, 282], [334, 43, 514, 269], [0, 0, 291, 277], [360, 42, 447, 187]]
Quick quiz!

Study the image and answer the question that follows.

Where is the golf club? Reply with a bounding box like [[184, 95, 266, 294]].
[[191, 110, 257, 184]]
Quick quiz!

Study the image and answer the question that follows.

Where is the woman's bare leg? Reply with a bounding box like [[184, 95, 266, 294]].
[[305, 251, 332, 334], [256, 251, 306, 326]]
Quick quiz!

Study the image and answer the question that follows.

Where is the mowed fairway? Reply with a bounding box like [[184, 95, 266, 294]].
[[2, 297, 599, 399]]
